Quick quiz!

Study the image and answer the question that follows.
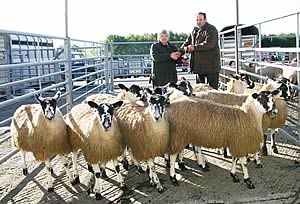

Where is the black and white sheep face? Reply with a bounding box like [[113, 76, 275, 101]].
[[118, 84, 146, 102], [252, 91, 278, 117], [177, 79, 193, 96], [34, 91, 61, 121], [88, 101, 123, 131], [277, 78, 291, 100], [148, 95, 169, 122]]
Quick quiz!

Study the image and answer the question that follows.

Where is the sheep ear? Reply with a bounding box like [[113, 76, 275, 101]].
[[180, 77, 186, 81], [272, 90, 280, 96], [53, 91, 61, 101], [118, 84, 129, 91], [252, 93, 259, 99], [168, 82, 178, 88], [112, 101, 123, 109], [87, 101, 98, 109], [144, 88, 153, 95], [34, 94, 43, 103]]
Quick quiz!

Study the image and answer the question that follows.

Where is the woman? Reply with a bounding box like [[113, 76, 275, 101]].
[[150, 30, 181, 87]]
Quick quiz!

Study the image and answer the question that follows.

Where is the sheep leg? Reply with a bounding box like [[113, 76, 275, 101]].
[[230, 157, 240, 183], [240, 157, 255, 189], [45, 159, 54, 192], [261, 132, 269, 156], [194, 146, 209, 172], [120, 149, 129, 170], [169, 154, 179, 186], [91, 164, 102, 200], [21, 150, 28, 175], [112, 160, 126, 190], [270, 129, 279, 154], [129, 150, 144, 173], [254, 152, 263, 168], [72, 151, 80, 184], [99, 163, 107, 178], [164, 154, 170, 168], [147, 158, 164, 193], [59, 155, 76, 185], [177, 150, 187, 171]]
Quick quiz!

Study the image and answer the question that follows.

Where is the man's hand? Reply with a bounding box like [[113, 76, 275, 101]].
[[187, 45, 194, 52], [188, 68, 193, 73]]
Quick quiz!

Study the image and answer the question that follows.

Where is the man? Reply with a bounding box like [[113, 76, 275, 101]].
[[181, 12, 221, 89], [150, 30, 180, 87]]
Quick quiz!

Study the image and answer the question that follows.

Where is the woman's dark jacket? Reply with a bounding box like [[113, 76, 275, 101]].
[[150, 41, 178, 86]]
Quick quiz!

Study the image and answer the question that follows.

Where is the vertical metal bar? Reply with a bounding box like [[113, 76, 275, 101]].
[[235, 0, 239, 74], [64, 0, 73, 111], [37, 37, 42, 90], [109, 43, 114, 93], [104, 42, 110, 93], [258, 23, 262, 83], [296, 12, 300, 142]]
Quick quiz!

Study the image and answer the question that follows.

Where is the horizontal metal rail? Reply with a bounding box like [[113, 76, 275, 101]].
[[0, 59, 67, 70]]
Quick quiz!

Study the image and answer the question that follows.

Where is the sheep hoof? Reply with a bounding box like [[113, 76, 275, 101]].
[[22, 168, 28, 175], [178, 162, 187, 171], [101, 171, 108, 178], [87, 187, 93, 195], [50, 168, 54, 175], [121, 160, 129, 170], [120, 184, 127, 191], [255, 163, 263, 169], [95, 192, 102, 200], [136, 166, 145, 174], [87, 164, 94, 173], [199, 164, 209, 172], [261, 146, 268, 156], [230, 173, 240, 183], [246, 157, 251, 163], [170, 176, 179, 186], [150, 180, 156, 187], [146, 167, 150, 175], [272, 146, 279, 154], [244, 178, 255, 189], [72, 176, 80, 185], [157, 186, 164, 193], [47, 187, 54, 192], [165, 159, 170, 168]]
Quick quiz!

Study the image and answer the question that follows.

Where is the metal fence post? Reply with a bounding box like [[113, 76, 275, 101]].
[[296, 12, 300, 142], [104, 42, 110, 93], [258, 23, 263, 83], [64, 37, 73, 111]]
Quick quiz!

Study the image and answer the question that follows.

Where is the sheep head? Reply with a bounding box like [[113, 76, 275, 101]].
[[34, 91, 61, 121], [87, 101, 123, 131]]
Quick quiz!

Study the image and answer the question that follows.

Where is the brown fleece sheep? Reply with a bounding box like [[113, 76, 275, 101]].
[[12, 104, 71, 161], [192, 83, 214, 92], [167, 96, 264, 158], [66, 103, 124, 164]]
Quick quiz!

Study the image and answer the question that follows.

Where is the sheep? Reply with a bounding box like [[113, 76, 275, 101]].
[[11, 91, 75, 192], [167, 90, 278, 189], [228, 75, 289, 155], [85, 89, 171, 193], [84, 83, 147, 173], [65, 100, 125, 200]]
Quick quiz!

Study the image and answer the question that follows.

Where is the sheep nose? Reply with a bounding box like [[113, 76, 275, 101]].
[[270, 109, 278, 118]]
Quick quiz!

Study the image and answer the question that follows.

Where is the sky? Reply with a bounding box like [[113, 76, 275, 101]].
[[0, 0, 299, 42]]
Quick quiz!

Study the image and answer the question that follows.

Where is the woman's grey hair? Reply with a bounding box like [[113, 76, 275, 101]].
[[157, 29, 169, 41]]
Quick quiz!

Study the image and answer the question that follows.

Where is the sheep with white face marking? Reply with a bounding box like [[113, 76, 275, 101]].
[[83, 84, 147, 173], [90, 92, 171, 193], [167, 91, 278, 189], [65, 100, 125, 200], [11, 91, 75, 192], [227, 76, 289, 156]]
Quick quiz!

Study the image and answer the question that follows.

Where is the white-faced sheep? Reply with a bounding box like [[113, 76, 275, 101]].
[[228, 75, 289, 156], [167, 90, 278, 189], [84, 84, 147, 173], [11, 91, 75, 192], [92, 91, 171, 193], [65, 100, 125, 200]]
